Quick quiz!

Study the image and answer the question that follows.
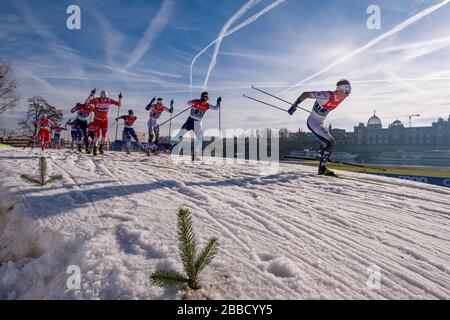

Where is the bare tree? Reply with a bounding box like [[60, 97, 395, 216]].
[[0, 59, 19, 114], [18, 96, 63, 135]]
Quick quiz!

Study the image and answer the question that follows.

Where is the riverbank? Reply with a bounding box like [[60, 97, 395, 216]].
[[283, 159, 450, 187]]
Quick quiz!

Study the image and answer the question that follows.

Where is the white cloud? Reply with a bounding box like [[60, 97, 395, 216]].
[[190, 0, 286, 95], [202, 0, 261, 90], [12, 0, 89, 86], [282, 0, 450, 94], [125, 0, 174, 70], [84, 3, 125, 67]]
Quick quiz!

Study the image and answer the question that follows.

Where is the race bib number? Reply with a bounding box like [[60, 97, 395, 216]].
[[191, 108, 206, 118], [313, 102, 330, 116]]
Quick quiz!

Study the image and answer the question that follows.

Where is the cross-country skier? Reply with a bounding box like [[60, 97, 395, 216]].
[[52, 124, 67, 150], [23, 134, 37, 150], [87, 122, 96, 153], [145, 97, 173, 148], [34, 114, 54, 151], [116, 109, 142, 154], [70, 103, 94, 153], [86, 90, 122, 156], [288, 79, 352, 176], [65, 119, 78, 150], [170, 92, 222, 159]]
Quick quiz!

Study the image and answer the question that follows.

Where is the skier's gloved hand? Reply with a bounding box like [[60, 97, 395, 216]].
[[170, 100, 174, 113], [119, 93, 123, 100], [217, 97, 222, 105], [288, 98, 302, 115], [90, 89, 96, 96], [288, 105, 297, 115], [146, 97, 157, 111]]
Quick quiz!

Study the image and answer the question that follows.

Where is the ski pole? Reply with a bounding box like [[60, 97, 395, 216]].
[[169, 113, 173, 141], [252, 86, 311, 114], [169, 99, 173, 140], [115, 108, 120, 141], [243, 94, 289, 113], [143, 107, 190, 137], [159, 106, 190, 127]]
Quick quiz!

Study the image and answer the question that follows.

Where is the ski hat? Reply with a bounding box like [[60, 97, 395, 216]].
[[201, 91, 209, 101], [100, 90, 108, 98], [157, 98, 163, 104], [128, 109, 134, 115], [336, 79, 351, 94]]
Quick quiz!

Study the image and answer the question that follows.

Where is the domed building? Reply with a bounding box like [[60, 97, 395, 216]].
[[347, 113, 450, 149], [389, 120, 404, 129], [285, 113, 450, 162], [367, 111, 383, 129]]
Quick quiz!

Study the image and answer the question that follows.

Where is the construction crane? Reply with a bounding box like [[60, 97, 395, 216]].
[[407, 114, 421, 128], [382, 114, 421, 127]]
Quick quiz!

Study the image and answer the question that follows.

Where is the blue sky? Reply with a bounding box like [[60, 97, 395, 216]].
[[1, 0, 450, 137]]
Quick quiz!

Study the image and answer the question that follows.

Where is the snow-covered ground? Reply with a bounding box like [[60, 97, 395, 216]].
[[0, 147, 449, 300]]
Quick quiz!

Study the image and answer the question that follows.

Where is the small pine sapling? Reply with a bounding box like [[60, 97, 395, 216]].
[[150, 208, 218, 290]]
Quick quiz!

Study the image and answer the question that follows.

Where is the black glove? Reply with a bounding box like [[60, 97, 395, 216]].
[[217, 97, 222, 105], [146, 97, 157, 111], [90, 89, 96, 96], [119, 93, 123, 100], [288, 105, 297, 115], [170, 99, 174, 113]]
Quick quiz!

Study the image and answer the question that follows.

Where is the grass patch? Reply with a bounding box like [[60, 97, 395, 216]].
[[300, 161, 450, 178]]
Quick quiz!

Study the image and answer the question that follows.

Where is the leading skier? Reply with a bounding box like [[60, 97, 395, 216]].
[[288, 79, 352, 176]]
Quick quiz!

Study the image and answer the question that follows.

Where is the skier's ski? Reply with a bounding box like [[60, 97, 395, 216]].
[[284, 155, 367, 169]]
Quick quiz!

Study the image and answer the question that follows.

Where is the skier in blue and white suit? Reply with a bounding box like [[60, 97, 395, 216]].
[[289, 79, 352, 176], [171, 91, 222, 158]]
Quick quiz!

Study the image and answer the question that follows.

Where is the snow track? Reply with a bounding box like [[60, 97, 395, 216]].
[[0, 148, 448, 299]]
